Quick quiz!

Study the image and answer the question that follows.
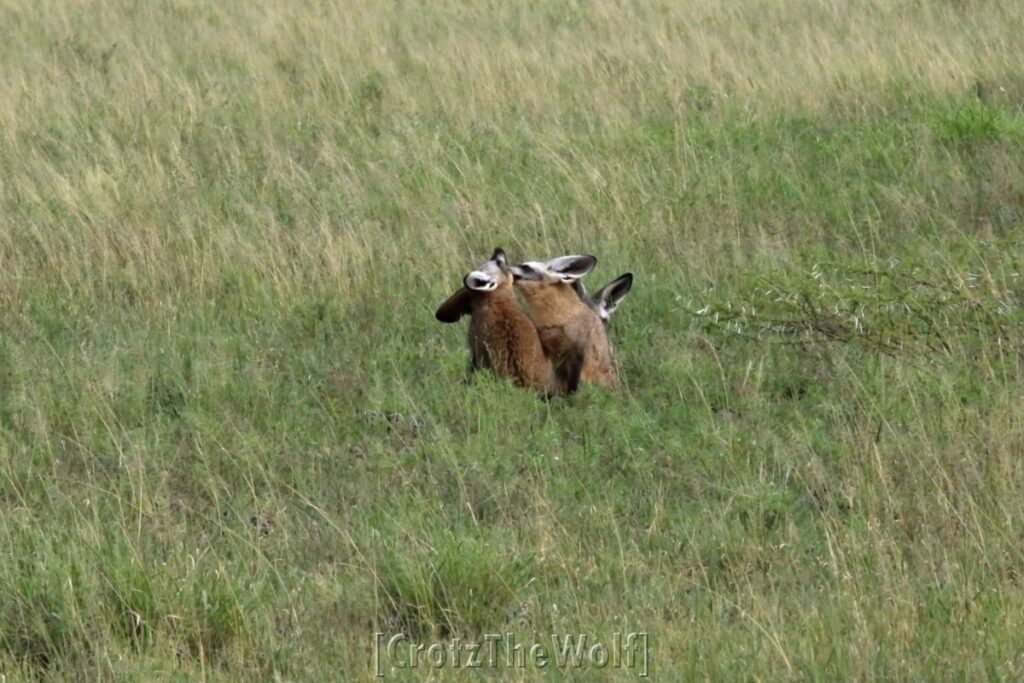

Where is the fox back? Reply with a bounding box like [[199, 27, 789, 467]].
[[510, 255, 614, 392]]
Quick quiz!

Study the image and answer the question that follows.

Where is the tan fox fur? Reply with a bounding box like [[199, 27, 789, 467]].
[[509, 255, 621, 392], [572, 273, 633, 387], [517, 281, 619, 390], [435, 250, 558, 396]]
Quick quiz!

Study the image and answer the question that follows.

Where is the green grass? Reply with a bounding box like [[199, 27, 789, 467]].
[[2, 0, 1024, 679]]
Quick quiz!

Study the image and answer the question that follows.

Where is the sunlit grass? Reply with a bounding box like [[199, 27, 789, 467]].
[[1, 0, 1024, 679]]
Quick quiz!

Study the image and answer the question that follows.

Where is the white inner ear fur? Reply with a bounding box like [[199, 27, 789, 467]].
[[597, 276, 633, 309], [546, 255, 596, 282], [465, 272, 497, 291], [599, 291, 624, 312]]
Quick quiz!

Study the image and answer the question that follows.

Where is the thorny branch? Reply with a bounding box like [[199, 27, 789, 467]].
[[685, 262, 1024, 359]]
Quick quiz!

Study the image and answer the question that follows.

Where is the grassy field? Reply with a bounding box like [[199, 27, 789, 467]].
[[2, 0, 1024, 679]]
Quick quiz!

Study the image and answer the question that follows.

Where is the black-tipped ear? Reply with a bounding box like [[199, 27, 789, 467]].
[[595, 273, 633, 314], [547, 255, 597, 282], [435, 286, 475, 323], [490, 248, 508, 268]]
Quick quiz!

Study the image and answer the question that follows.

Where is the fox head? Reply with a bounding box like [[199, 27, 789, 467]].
[[509, 254, 598, 288], [572, 273, 633, 326], [463, 248, 514, 292], [435, 248, 514, 323]]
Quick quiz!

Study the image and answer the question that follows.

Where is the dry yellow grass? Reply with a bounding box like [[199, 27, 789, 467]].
[[2, 0, 1022, 302]]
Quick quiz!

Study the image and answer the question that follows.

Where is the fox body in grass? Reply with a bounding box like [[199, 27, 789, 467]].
[[571, 272, 633, 386], [435, 249, 558, 395], [511, 257, 633, 391], [436, 250, 634, 395]]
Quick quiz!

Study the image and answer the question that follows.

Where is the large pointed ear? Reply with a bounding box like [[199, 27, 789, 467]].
[[464, 270, 498, 292], [545, 255, 597, 283], [435, 286, 475, 323], [593, 273, 633, 322], [490, 248, 508, 269]]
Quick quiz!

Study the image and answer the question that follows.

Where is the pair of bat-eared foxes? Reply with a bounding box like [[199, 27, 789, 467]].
[[435, 248, 632, 397]]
